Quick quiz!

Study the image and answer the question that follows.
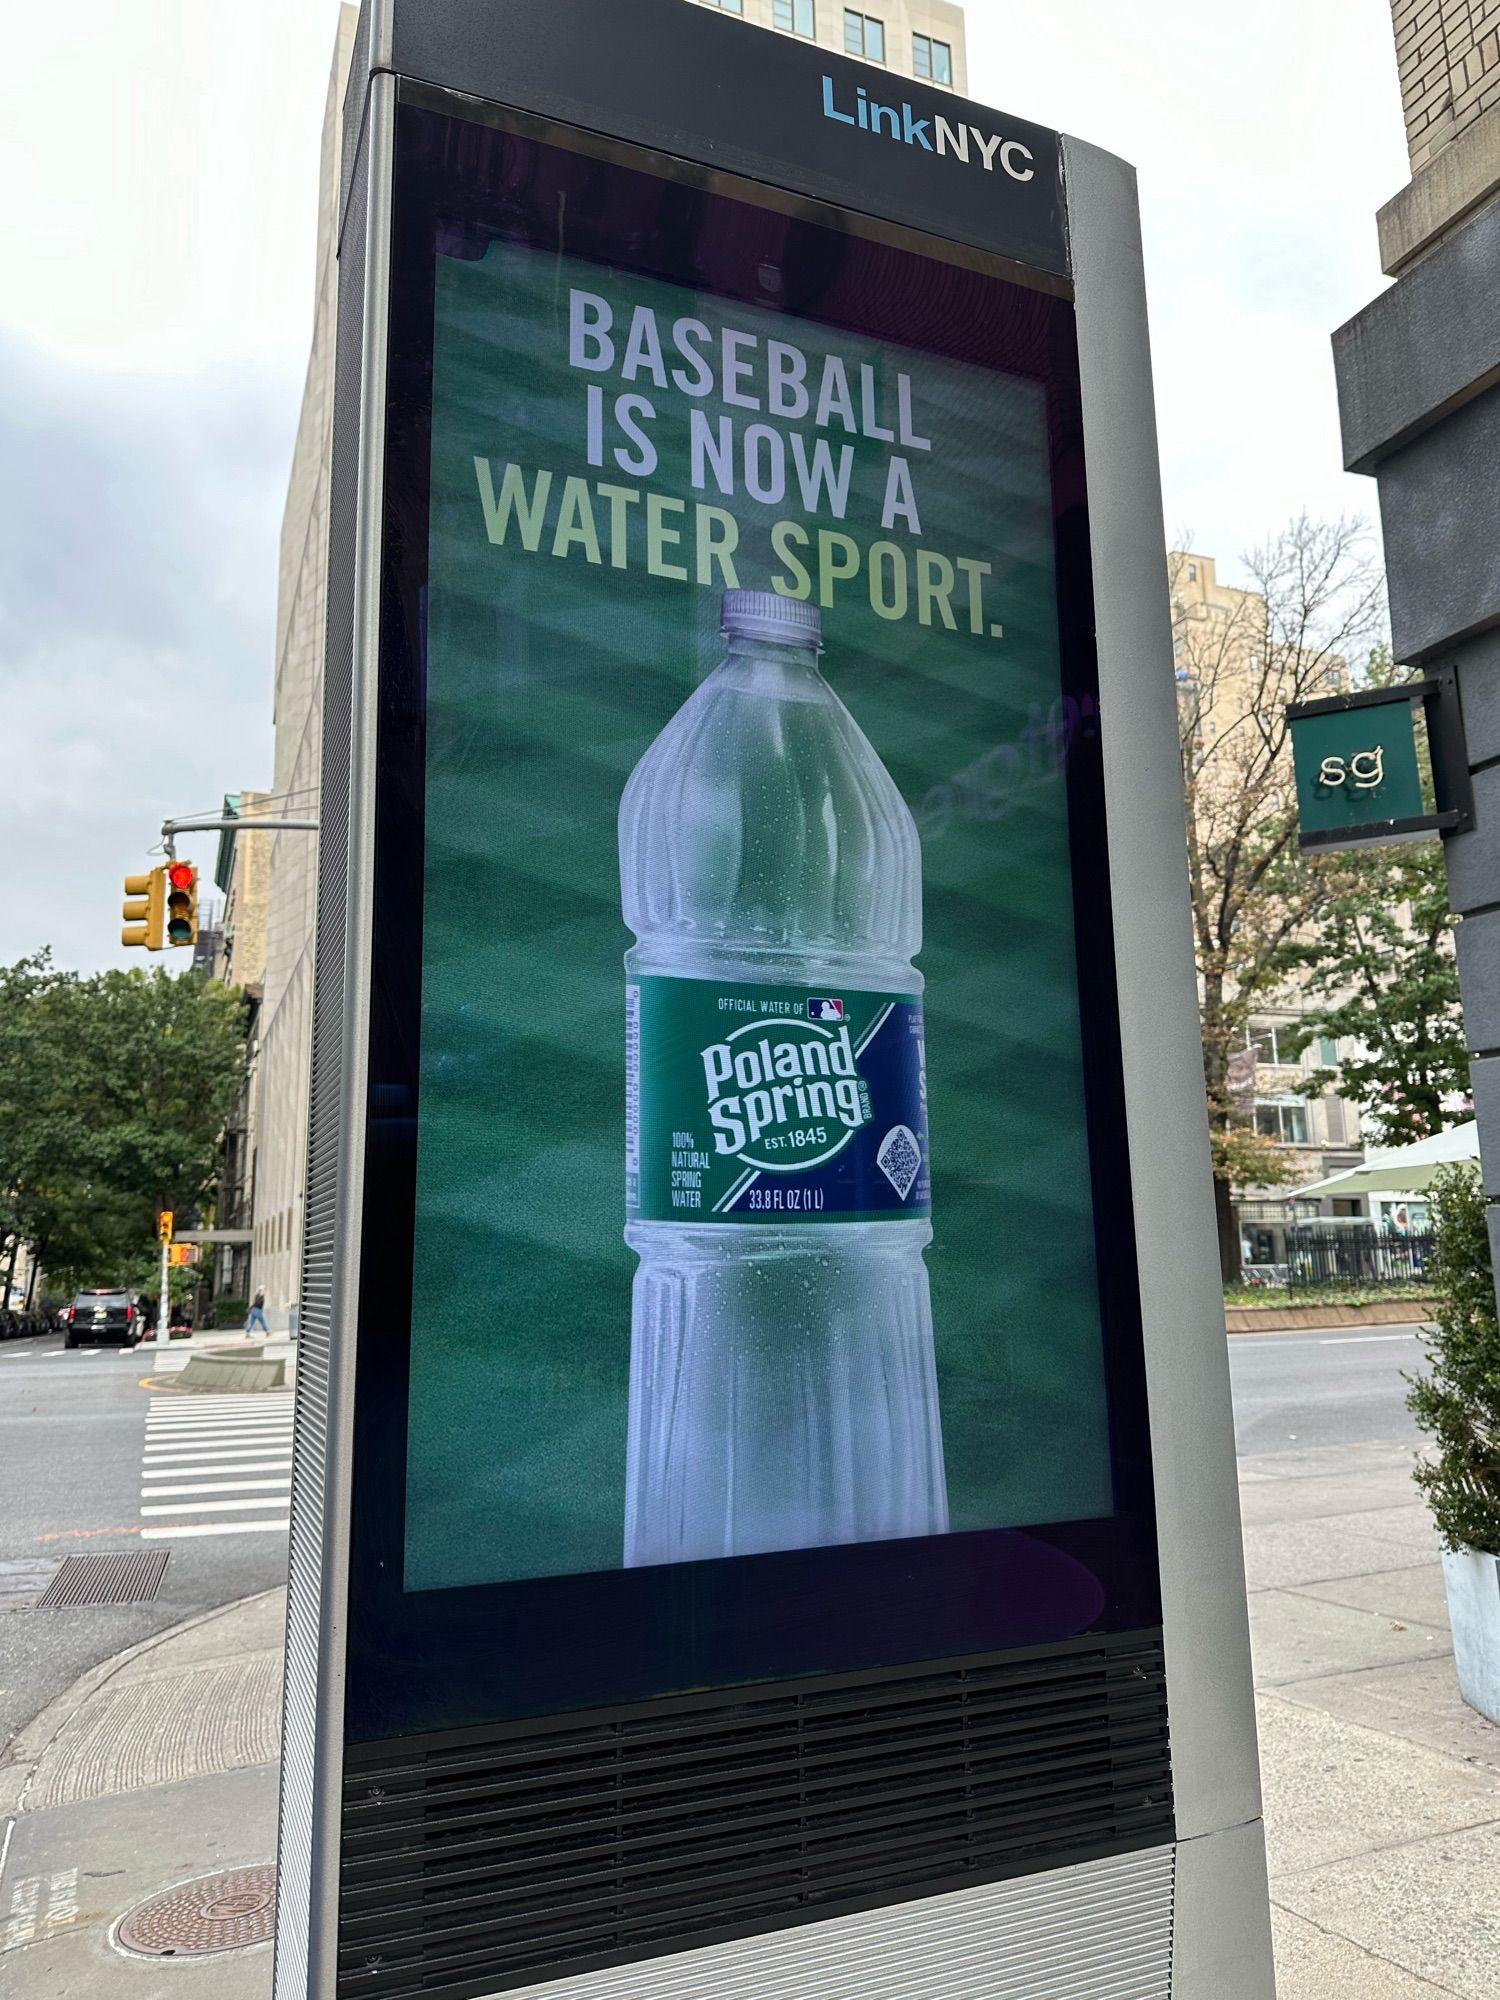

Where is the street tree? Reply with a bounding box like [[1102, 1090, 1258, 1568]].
[[1292, 839, 1468, 1145], [1173, 516, 1385, 1281], [0, 955, 248, 1298]]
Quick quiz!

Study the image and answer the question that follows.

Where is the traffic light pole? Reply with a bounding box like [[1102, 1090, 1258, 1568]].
[[157, 1231, 171, 1352]]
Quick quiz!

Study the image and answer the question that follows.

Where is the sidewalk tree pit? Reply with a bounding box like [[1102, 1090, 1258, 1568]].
[[275, 4, 1272, 1997]]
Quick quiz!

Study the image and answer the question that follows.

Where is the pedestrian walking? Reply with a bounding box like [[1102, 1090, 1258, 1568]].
[[245, 1288, 269, 1335]]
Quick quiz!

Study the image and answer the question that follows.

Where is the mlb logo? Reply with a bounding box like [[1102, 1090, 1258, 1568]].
[[807, 997, 845, 1022]]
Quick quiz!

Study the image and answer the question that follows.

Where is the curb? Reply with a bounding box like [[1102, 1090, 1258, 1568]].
[[0, 1588, 286, 1820], [1225, 1299, 1438, 1334], [174, 1354, 287, 1393]]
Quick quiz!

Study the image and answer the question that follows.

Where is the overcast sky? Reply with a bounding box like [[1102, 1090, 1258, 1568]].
[[0, 0, 1411, 974]]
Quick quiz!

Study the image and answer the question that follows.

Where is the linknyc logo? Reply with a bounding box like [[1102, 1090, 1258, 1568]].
[[820, 75, 1036, 183]]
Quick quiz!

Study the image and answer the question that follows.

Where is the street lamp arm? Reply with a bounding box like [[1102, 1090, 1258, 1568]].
[[162, 817, 321, 836], [160, 815, 320, 858]]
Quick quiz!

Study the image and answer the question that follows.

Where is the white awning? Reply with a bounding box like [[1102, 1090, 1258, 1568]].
[[1293, 1119, 1479, 1199]]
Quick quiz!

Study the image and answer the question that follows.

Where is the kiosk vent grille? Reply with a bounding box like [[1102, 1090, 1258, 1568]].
[[337, 1630, 1172, 1998]]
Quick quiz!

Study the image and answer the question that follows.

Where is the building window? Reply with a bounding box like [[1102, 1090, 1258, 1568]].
[[705, 0, 744, 11], [1248, 1023, 1302, 1067], [912, 32, 953, 85], [1255, 1098, 1310, 1146], [774, 0, 816, 34], [1319, 1036, 1339, 1066], [1187, 562, 1198, 581], [845, 10, 885, 61]]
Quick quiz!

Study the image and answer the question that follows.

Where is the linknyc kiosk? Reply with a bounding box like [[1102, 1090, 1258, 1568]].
[[275, 3, 1274, 1995]]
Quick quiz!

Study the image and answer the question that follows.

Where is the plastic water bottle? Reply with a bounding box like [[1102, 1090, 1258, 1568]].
[[620, 588, 948, 1567]]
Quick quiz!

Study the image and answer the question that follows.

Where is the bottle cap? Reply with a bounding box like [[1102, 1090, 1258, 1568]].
[[721, 589, 823, 650]]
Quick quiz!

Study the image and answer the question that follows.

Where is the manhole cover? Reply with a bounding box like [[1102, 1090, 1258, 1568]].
[[38, 1549, 170, 1608], [116, 1866, 276, 1958]]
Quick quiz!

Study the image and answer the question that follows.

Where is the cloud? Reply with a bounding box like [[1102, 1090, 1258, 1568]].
[[0, 333, 291, 971], [966, 0, 1409, 583]]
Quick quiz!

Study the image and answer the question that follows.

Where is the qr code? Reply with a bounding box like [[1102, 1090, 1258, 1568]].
[[877, 1125, 922, 1201]]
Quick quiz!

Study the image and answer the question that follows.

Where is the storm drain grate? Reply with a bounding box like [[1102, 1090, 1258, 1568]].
[[37, 1549, 170, 1608], [117, 1866, 277, 1958]]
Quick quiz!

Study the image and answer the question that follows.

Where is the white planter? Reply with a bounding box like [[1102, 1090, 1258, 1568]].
[[1441, 1544, 1500, 1725]]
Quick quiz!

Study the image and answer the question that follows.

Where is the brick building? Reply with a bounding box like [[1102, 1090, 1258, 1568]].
[[1381, 0, 1500, 264]]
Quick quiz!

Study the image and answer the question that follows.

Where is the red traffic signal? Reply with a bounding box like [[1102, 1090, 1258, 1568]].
[[165, 861, 198, 947]]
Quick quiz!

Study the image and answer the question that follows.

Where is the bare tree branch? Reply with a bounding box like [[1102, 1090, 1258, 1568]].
[[1171, 519, 1386, 1279]]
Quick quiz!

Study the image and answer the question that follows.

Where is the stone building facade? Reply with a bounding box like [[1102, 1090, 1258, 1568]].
[[1381, 0, 1500, 264], [249, 7, 357, 1327], [687, 0, 967, 90], [1391, 0, 1500, 172], [1335, 5, 1500, 1278]]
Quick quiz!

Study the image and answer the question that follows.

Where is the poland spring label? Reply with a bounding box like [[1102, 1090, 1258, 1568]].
[[626, 978, 930, 1223]]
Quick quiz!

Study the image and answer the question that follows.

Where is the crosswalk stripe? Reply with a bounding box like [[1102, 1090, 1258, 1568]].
[[142, 1520, 290, 1540], [143, 1457, 293, 1474], [138, 1392, 296, 1542], [143, 1427, 294, 1442], [146, 1404, 293, 1417], [144, 1419, 293, 1431], [147, 1390, 292, 1402], [146, 1401, 295, 1415], [145, 1407, 290, 1417], [142, 1478, 293, 1498], [144, 1419, 293, 1432], [142, 1454, 293, 1470], [146, 1399, 294, 1415], [142, 1432, 296, 1448], [144, 1440, 294, 1456], [146, 1406, 293, 1420]]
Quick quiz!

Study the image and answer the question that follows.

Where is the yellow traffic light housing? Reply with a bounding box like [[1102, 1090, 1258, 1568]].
[[159, 1210, 174, 1245], [122, 869, 166, 950], [165, 861, 198, 948]]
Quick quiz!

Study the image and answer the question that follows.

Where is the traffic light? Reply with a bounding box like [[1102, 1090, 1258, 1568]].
[[165, 861, 198, 948], [159, 1210, 174, 1245], [122, 869, 166, 951]]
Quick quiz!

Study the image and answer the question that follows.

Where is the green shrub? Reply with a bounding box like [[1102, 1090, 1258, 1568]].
[[210, 1297, 250, 1330], [1406, 1164, 1500, 1556]]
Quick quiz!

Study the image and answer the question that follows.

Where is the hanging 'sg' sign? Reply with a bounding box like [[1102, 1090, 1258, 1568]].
[[1288, 680, 1473, 852]]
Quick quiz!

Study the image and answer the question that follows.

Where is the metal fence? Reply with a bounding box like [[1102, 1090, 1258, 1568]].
[[1285, 1224, 1435, 1288]]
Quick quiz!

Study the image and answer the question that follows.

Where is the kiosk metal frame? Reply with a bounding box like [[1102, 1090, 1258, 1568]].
[[274, 5, 1271, 1994]]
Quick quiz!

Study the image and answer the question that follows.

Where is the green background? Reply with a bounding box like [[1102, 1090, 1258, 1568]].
[[406, 238, 1115, 1590], [1291, 699, 1426, 838]]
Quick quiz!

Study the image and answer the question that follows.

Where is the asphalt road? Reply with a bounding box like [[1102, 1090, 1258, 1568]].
[[0, 1330, 288, 1756], [1227, 1322, 1431, 1456]]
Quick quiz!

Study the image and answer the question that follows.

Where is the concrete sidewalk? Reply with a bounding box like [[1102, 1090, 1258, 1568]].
[[1, 1451, 1495, 1996], [0, 1590, 282, 1996], [1245, 1439, 1500, 1997]]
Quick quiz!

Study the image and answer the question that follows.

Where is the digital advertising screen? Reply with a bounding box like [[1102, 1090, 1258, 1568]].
[[348, 94, 1158, 1739]]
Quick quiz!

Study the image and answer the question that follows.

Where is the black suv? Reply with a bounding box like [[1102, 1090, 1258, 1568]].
[[64, 1290, 143, 1349]]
